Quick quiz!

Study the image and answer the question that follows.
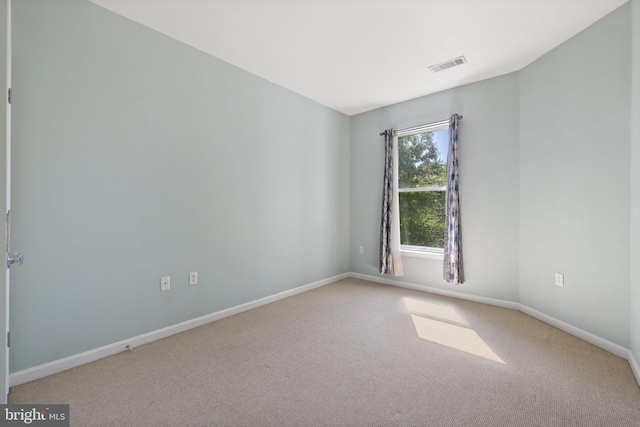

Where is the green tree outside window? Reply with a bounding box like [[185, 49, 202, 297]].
[[398, 130, 448, 249]]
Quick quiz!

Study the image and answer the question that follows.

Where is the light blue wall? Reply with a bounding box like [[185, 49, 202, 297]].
[[9, 0, 350, 372], [350, 74, 521, 302], [631, 0, 640, 360], [519, 5, 631, 347]]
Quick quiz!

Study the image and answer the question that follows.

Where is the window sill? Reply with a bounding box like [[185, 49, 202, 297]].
[[401, 249, 444, 260]]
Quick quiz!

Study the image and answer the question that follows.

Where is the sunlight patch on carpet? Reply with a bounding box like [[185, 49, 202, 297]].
[[410, 314, 506, 364]]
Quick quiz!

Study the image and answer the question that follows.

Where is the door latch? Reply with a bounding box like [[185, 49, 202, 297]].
[[7, 252, 23, 268]]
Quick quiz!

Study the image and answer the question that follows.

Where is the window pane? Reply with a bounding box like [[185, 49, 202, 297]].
[[398, 129, 448, 189], [399, 191, 446, 248]]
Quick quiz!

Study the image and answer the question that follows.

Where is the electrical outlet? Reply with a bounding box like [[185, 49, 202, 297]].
[[189, 272, 198, 286], [160, 276, 170, 291], [359, 246, 364, 254], [555, 273, 564, 287]]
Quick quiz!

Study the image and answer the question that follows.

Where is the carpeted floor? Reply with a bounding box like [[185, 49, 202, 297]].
[[9, 278, 640, 426]]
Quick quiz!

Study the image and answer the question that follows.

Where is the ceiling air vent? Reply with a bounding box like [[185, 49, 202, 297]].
[[428, 56, 467, 73]]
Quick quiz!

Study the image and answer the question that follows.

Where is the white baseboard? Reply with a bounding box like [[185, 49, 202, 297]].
[[11, 271, 638, 389], [517, 305, 629, 359], [9, 272, 349, 387], [349, 272, 520, 311], [349, 272, 632, 362], [629, 351, 640, 387]]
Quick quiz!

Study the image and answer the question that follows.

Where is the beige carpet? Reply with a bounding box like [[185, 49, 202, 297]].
[[9, 278, 640, 426]]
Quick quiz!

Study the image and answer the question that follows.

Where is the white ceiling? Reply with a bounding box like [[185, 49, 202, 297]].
[[88, 0, 628, 116]]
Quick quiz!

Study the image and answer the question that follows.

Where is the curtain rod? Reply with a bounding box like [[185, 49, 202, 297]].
[[379, 115, 463, 136]]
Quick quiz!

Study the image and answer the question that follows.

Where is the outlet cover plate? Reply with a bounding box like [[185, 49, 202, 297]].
[[189, 272, 198, 286], [161, 276, 170, 291]]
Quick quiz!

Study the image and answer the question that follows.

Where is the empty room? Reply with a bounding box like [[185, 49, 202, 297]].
[[1, 0, 640, 425]]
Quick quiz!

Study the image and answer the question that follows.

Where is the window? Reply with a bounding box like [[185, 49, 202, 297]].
[[397, 121, 449, 258]]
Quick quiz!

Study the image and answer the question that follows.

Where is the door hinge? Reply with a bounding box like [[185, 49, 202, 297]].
[[6, 332, 9, 348], [7, 88, 11, 105]]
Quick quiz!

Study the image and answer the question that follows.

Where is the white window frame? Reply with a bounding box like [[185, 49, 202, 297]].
[[396, 120, 449, 260]]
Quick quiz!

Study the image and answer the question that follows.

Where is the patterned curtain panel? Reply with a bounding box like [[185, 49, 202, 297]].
[[380, 129, 404, 276], [444, 114, 464, 284]]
